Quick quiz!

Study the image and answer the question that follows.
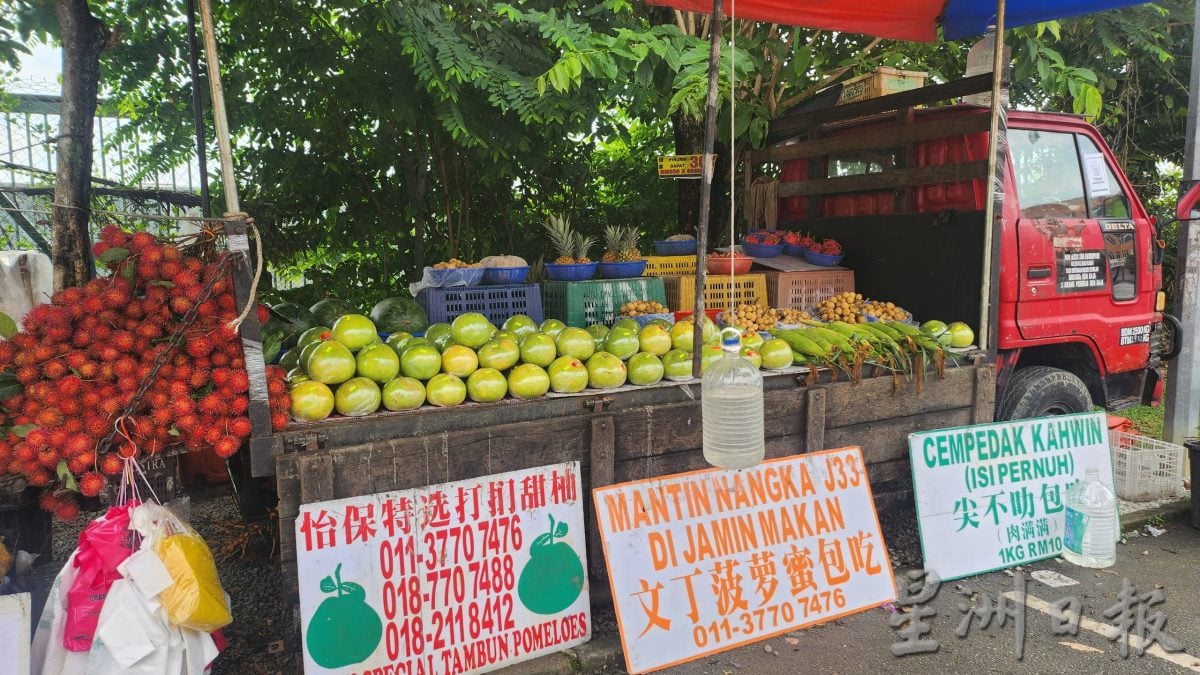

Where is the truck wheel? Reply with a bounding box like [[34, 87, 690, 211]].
[[997, 366, 1093, 421], [1159, 314, 1182, 361]]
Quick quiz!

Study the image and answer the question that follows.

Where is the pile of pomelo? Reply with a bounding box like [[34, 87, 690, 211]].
[[284, 310, 795, 421]]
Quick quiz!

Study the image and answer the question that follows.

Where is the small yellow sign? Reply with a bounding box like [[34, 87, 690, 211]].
[[657, 154, 704, 178]]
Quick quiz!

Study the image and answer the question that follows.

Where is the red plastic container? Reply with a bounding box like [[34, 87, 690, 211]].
[[706, 254, 754, 276], [674, 309, 722, 322]]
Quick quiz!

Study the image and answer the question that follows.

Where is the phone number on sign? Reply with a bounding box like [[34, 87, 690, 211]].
[[692, 590, 846, 648]]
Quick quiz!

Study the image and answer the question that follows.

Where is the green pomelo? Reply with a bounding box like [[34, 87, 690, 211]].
[[290, 381, 335, 422], [426, 373, 467, 407], [279, 348, 301, 372], [699, 344, 724, 373], [610, 318, 640, 333], [385, 331, 413, 353], [519, 333, 557, 367], [478, 337, 520, 371], [297, 325, 333, 350], [585, 324, 609, 340], [669, 321, 697, 352], [467, 368, 508, 403], [740, 346, 763, 369], [286, 367, 309, 384], [947, 322, 975, 348], [451, 312, 496, 349], [502, 314, 539, 340], [548, 356, 589, 393], [586, 352, 627, 389], [382, 377, 426, 411], [646, 318, 672, 330], [740, 330, 764, 351], [638, 325, 672, 356], [760, 338, 793, 370], [508, 364, 550, 399], [331, 314, 378, 352], [539, 319, 567, 338], [662, 349, 693, 381], [441, 344, 479, 378], [306, 341, 357, 385], [493, 330, 520, 343], [555, 327, 595, 361], [627, 352, 664, 386], [424, 323, 454, 350], [334, 377, 381, 417], [399, 344, 441, 380], [356, 343, 400, 383], [603, 327, 639, 360]]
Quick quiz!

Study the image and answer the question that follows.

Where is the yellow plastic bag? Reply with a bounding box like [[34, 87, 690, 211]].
[[155, 531, 231, 632]]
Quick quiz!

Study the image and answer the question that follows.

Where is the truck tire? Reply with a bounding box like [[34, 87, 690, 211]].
[[997, 366, 1093, 421], [1160, 313, 1182, 361]]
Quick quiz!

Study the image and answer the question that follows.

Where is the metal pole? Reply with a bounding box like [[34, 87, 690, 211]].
[[1163, 0, 1200, 445], [691, 0, 723, 378], [186, 0, 211, 216], [977, 1, 1007, 356]]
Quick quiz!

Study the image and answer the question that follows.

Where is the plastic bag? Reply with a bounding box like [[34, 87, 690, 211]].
[[133, 503, 231, 632], [31, 550, 90, 675], [407, 266, 484, 296], [64, 504, 136, 652]]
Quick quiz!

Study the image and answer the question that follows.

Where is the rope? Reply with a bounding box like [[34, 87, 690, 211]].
[[729, 0, 737, 313], [225, 215, 263, 332]]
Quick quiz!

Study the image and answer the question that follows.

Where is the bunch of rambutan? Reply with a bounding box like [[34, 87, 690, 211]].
[[0, 225, 289, 519]]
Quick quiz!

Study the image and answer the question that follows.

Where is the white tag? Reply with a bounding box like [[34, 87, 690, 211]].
[[118, 549, 174, 599], [1031, 569, 1079, 588]]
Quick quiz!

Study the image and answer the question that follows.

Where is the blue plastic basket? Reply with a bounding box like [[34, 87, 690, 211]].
[[424, 267, 484, 287], [741, 240, 785, 258], [804, 249, 845, 267], [653, 239, 697, 256], [417, 283, 543, 325], [545, 262, 598, 281], [783, 243, 808, 257], [482, 266, 530, 285], [597, 260, 647, 279]]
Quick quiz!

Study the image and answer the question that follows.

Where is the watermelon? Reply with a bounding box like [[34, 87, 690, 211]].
[[309, 298, 358, 327], [370, 297, 429, 335], [269, 302, 316, 346]]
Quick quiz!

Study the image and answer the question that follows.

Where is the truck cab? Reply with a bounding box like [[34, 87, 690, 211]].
[[763, 97, 1172, 420]]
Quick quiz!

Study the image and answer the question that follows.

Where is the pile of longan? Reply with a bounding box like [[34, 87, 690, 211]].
[[724, 304, 811, 331], [621, 300, 668, 316], [817, 292, 908, 323]]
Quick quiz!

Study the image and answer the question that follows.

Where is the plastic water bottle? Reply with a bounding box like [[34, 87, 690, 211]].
[[703, 328, 765, 469], [1061, 468, 1117, 568]]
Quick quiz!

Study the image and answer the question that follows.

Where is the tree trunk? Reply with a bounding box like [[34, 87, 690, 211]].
[[672, 111, 704, 235], [51, 0, 110, 291]]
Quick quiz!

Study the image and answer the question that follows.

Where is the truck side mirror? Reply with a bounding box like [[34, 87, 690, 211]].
[[1176, 181, 1200, 221]]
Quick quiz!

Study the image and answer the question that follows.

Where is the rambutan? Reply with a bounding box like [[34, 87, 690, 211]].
[[64, 435, 92, 458], [41, 360, 68, 380], [227, 371, 250, 393], [79, 472, 105, 497], [97, 346, 121, 363], [27, 469, 52, 488], [57, 375, 84, 397], [151, 406, 173, 426], [169, 398, 195, 417], [117, 376, 139, 393], [203, 426, 223, 445], [170, 296, 194, 314], [24, 428, 49, 450], [62, 418, 83, 434], [38, 448, 59, 469], [214, 435, 241, 458], [112, 331, 136, 352], [209, 351, 230, 367], [175, 414, 200, 433], [271, 412, 290, 431], [197, 302, 218, 319], [217, 294, 236, 311], [102, 285, 131, 309], [198, 393, 225, 416], [159, 259, 184, 280], [135, 321, 162, 340], [147, 391, 170, 408], [54, 497, 80, 521], [0, 341, 14, 368], [128, 231, 157, 252], [32, 343, 57, 362], [189, 369, 210, 388], [99, 224, 127, 246], [38, 489, 59, 511], [99, 453, 122, 475], [229, 417, 253, 438], [85, 416, 110, 437], [212, 368, 233, 387], [99, 398, 123, 418], [117, 443, 139, 459], [267, 378, 288, 397], [34, 407, 64, 428], [229, 396, 249, 415], [113, 357, 137, 378], [14, 443, 34, 462], [186, 336, 214, 358], [52, 286, 84, 306], [168, 380, 191, 399], [64, 351, 88, 369], [48, 428, 68, 448], [144, 438, 164, 455], [256, 304, 270, 324]]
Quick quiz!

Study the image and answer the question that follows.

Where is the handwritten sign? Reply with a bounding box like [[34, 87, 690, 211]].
[[909, 412, 1117, 581], [657, 154, 705, 178], [594, 448, 895, 673], [296, 463, 590, 674]]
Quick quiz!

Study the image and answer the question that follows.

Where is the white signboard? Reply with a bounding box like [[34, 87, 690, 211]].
[[296, 463, 591, 674], [909, 412, 1116, 581], [594, 448, 896, 673], [1083, 153, 1111, 197], [0, 593, 30, 675]]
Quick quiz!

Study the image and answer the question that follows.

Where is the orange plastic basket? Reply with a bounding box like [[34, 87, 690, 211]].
[[764, 269, 855, 310]]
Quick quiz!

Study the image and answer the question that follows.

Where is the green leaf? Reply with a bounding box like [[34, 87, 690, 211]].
[[0, 312, 15, 339], [150, 280, 175, 288], [263, 332, 284, 365], [56, 460, 79, 492], [553, 520, 568, 538], [319, 575, 336, 593], [0, 372, 21, 401], [120, 262, 135, 285], [97, 247, 129, 265], [1047, 21, 1061, 41], [11, 424, 34, 437]]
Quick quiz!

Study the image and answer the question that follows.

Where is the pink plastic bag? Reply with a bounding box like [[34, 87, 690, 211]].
[[63, 503, 137, 652]]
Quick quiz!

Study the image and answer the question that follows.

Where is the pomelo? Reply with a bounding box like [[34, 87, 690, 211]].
[[740, 346, 763, 369], [662, 349, 693, 381], [286, 367, 309, 384], [586, 324, 609, 340], [508, 364, 550, 399], [646, 318, 672, 330], [539, 319, 567, 338], [400, 336, 431, 352], [298, 341, 323, 370], [356, 343, 400, 383], [331, 314, 378, 351], [290, 380, 335, 422], [503, 314, 539, 340], [519, 333, 557, 367], [947, 322, 975, 348], [297, 325, 333, 350], [669, 320, 697, 352], [306, 341, 357, 385], [382, 377, 426, 411], [441, 344, 479, 377], [424, 323, 454, 350], [921, 320, 952, 346], [760, 338, 793, 370], [586, 352, 627, 389], [399, 344, 441, 380], [426, 373, 467, 407], [493, 330, 520, 343], [385, 331, 413, 353], [627, 352, 664, 386], [740, 329, 764, 351], [279, 348, 301, 372], [467, 368, 508, 403], [335, 377, 381, 416], [611, 318, 640, 333], [556, 327, 595, 361], [477, 337, 520, 371], [451, 312, 496, 349], [699, 343, 724, 373], [309, 298, 357, 327], [269, 302, 317, 346], [638, 324, 672, 356], [548, 356, 589, 393], [603, 327, 639, 360]]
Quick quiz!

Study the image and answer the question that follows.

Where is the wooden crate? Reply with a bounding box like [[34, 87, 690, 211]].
[[837, 67, 928, 105], [642, 255, 697, 277], [764, 269, 855, 310], [662, 274, 767, 312]]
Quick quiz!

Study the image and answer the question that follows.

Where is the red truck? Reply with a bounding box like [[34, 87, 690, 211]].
[[760, 81, 1183, 421]]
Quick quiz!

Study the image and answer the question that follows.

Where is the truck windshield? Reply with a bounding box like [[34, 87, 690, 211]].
[[1009, 129, 1087, 219]]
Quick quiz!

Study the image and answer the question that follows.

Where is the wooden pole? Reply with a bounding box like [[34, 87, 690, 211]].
[[977, 0, 1007, 355], [692, 0, 724, 377], [185, 0, 211, 216]]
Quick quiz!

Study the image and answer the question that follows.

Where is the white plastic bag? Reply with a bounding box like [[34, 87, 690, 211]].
[[30, 551, 89, 675]]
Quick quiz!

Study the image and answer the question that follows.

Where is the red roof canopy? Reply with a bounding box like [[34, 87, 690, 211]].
[[651, 0, 946, 41]]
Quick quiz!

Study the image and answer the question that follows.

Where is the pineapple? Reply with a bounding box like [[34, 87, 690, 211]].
[[601, 225, 623, 262], [619, 226, 641, 262], [572, 232, 596, 264], [544, 214, 576, 264]]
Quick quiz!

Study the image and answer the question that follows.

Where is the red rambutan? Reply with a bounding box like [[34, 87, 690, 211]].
[[112, 331, 136, 352], [135, 321, 162, 340], [54, 497, 80, 521], [57, 375, 84, 397], [62, 418, 83, 434], [151, 406, 173, 426], [117, 443, 139, 459], [170, 296, 194, 314], [99, 398, 123, 418], [185, 336, 214, 358], [229, 396, 249, 416], [77, 362, 99, 379], [271, 412, 290, 431], [34, 407, 63, 429], [209, 351, 230, 367], [100, 453, 122, 475], [169, 398, 194, 417], [24, 428, 50, 450], [229, 417, 253, 438], [14, 443, 34, 463], [189, 369, 210, 389], [38, 489, 59, 511], [203, 425, 222, 445], [64, 351, 88, 369], [41, 360, 68, 380], [129, 231, 156, 252], [267, 378, 288, 397], [198, 393, 225, 416], [38, 449, 59, 469], [79, 472, 105, 497], [99, 224, 127, 246], [64, 435, 92, 458], [84, 416, 109, 437], [214, 435, 241, 458]]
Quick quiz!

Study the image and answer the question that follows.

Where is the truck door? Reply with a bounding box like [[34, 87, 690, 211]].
[[1009, 127, 1153, 374]]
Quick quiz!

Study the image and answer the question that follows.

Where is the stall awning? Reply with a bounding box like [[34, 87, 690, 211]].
[[648, 0, 1148, 41]]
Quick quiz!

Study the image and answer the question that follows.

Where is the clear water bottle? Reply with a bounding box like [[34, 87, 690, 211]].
[[1061, 468, 1117, 568], [703, 328, 765, 469]]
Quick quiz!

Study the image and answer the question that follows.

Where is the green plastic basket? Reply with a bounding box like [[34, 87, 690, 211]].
[[542, 278, 667, 327]]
